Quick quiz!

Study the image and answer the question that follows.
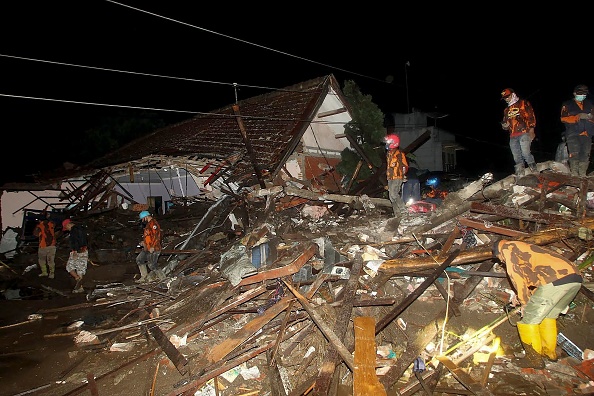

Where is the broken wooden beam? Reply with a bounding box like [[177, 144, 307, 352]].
[[313, 253, 364, 394], [457, 217, 531, 237], [205, 296, 293, 364], [236, 242, 317, 287], [145, 321, 188, 376], [282, 279, 355, 372], [470, 202, 572, 225], [436, 356, 495, 396], [375, 249, 460, 335]]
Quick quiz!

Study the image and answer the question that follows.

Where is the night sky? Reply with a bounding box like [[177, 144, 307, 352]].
[[0, 2, 588, 185]]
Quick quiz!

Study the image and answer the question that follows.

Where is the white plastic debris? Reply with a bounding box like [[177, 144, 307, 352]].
[[110, 342, 135, 352], [169, 333, 188, 348], [67, 320, 84, 331], [74, 330, 98, 345]]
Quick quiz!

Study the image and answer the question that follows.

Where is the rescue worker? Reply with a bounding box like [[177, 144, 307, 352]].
[[33, 210, 57, 278], [384, 134, 408, 217], [62, 218, 89, 293], [560, 84, 594, 176], [135, 210, 163, 283], [500, 88, 537, 177], [492, 239, 582, 368]]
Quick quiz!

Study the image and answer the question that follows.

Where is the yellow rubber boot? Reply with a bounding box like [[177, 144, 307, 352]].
[[539, 318, 558, 361], [516, 322, 544, 368]]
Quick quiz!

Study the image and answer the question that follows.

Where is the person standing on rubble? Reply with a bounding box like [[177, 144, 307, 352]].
[[492, 239, 582, 368], [384, 134, 409, 217], [500, 88, 537, 177], [33, 210, 57, 279], [560, 84, 594, 176], [135, 210, 163, 283], [62, 219, 89, 293]]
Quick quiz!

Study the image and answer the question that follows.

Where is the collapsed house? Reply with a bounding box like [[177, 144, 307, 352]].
[[1, 74, 594, 395]]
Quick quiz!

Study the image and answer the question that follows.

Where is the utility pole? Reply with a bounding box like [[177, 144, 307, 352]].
[[405, 61, 410, 114]]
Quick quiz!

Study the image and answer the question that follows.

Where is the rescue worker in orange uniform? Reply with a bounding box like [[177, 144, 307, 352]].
[[560, 84, 594, 176], [33, 210, 57, 278], [500, 88, 537, 177], [135, 211, 163, 283], [492, 240, 582, 368], [384, 134, 408, 217]]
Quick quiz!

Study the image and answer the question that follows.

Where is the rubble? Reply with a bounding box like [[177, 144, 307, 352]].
[[1, 161, 594, 395]]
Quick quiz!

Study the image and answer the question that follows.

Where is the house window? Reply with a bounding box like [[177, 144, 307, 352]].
[[442, 148, 457, 172]]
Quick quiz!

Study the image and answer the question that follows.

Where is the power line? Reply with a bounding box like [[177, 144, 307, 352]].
[[104, 0, 388, 84]]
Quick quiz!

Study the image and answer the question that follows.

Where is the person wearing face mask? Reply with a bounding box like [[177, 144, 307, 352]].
[[560, 84, 594, 176], [500, 88, 537, 178]]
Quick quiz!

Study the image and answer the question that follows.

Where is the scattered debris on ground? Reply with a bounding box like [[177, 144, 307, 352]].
[[2, 160, 594, 396]]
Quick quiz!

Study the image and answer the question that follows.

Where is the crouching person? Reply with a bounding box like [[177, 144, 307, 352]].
[[135, 211, 163, 283], [492, 239, 582, 368], [62, 219, 89, 294]]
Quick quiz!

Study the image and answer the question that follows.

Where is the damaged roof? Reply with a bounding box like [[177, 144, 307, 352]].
[[88, 74, 349, 186]]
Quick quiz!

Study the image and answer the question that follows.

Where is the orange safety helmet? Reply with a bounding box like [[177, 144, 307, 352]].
[[62, 219, 72, 229], [384, 134, 400, 149]]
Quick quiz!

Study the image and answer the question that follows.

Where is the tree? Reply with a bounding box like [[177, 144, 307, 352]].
[[336, 80, 386, 191]]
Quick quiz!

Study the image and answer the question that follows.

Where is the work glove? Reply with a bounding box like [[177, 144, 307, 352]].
[[501, 121, 510, 130], [578, 112, 592, 120]]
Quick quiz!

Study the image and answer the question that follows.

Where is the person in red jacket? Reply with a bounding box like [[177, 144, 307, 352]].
[[33, 211, 57, 279], [384, 134, 408, 217], [493, 239, 582, 368], [135, 211, 163, 283], [560, 84, 594, 176], [500, 88, 537, 177]]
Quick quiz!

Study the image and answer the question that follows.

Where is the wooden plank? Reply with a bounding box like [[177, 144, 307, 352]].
[[375, 249, 460, 335], [282, 279, 355, 371], [170, 323, 308, 396], [470, 201, 568, 225], [236, 243, 317, 287], [480, 351, 497, 387], [436, 356, 494, 396], [146, 321, 188, 376], [457, 217, 531, 237], [353, 316, 387, 396], [206, 296, 292, 364], [313, 283, 356, 393]]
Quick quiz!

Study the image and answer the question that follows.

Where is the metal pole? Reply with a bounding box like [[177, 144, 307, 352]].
[[405, 61, 410, 113]]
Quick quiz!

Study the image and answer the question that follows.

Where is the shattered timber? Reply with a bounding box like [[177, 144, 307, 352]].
[[2, 160, 594, 396]]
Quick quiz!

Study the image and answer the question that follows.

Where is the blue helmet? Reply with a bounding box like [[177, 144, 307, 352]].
[[139, 210, 151, 220], [425, 176, 439, 187]]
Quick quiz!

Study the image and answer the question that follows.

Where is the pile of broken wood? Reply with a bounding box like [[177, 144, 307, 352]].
[[17, 160, 594, 395]]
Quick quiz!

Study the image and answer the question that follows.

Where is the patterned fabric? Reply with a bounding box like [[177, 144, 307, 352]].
[[386, 148, 408, 180], [66, 250, 88, 276], [496, 240, 581, 305], [142, 218, 162, 251], [502, 99, 536, 137], [33, 219, 56, 248]]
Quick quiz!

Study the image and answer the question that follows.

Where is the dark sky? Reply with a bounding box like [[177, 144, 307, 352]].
[[0, 2, 589, 185]]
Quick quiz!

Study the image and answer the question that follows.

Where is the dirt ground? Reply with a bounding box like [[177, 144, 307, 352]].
[[2, 204, 594, 396]]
